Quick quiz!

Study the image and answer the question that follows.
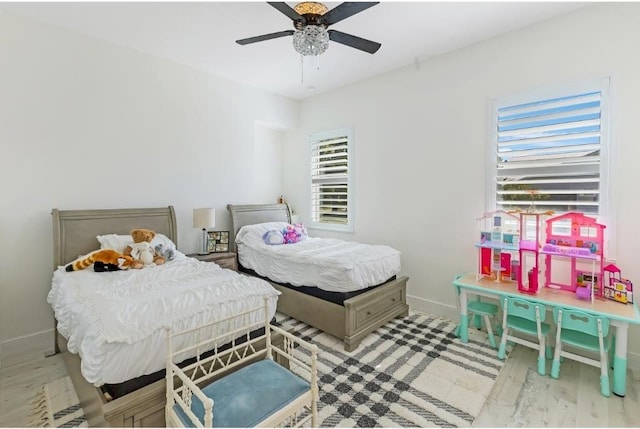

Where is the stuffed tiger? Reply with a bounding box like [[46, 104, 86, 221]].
[[65, 249, 134, 272]]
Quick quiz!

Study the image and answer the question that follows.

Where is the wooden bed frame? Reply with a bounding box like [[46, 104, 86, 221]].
[[227, 203, 410, 352], [51, 206, 178, 427]]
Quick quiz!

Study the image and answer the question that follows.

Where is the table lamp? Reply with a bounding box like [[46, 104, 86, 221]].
[[193, 208, 216, 255]]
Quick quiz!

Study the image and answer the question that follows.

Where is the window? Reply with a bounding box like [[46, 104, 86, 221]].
[[309, 128, 353, 232], [489, 78, 611, 219]]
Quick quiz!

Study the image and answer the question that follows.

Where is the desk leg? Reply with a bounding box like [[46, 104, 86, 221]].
[[473, 296, 482, 329], [459, 290, 469, 343], [612, 323, 628, 397]]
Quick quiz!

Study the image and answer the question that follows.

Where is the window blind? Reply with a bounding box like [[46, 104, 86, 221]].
[[311, 134, 350, 227], [495, 87, 606, 216]]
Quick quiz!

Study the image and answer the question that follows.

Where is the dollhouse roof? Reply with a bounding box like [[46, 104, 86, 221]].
[[604, 263, 621, 273], [476, 210, 520, 221], [546, 211, 605, 229]]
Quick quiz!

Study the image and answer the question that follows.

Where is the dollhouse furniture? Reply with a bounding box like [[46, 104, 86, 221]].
[[476, 211, 520, 282], [551, 307, 611, 397], [165, 298, 319, 428], [603, 263, 634, 304], [454, 283, 499, 348], [541, 212, 605, 302], [453, 272, 640, 397], [517, 211, 548, 295], [497, 296, 552, 376]]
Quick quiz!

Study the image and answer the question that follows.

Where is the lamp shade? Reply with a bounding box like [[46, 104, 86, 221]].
[[193, 208, 216, 229]]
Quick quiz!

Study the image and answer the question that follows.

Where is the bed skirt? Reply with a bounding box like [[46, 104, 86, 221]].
[[102, 324, 270, 399], [239, 265, 396, 306]]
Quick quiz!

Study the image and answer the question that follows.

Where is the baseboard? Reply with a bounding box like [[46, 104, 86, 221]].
[[0, 328, 55, 369], [407, 293, 461, 323], [407, 293, 640, 371]]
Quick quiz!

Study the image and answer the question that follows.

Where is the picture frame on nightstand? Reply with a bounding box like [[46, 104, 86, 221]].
[[207, 231, 229, 253]]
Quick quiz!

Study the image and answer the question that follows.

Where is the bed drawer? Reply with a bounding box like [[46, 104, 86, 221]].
[[354, 288, 404, 329]]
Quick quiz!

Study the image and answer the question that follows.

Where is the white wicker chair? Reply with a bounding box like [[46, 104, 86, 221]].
[[165, 298, 318, 428]]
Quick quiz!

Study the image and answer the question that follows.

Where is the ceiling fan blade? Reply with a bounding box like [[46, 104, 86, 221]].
[[328, 30, 381, 54], [268, 2, 304, 21], [236, 30, 295, 45], [322, 2, 379, 26]]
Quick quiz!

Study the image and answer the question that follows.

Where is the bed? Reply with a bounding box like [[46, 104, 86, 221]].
[[50, 206, 279, 427], [227, 203, 410, 352]]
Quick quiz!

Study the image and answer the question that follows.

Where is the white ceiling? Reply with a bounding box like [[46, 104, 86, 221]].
[[2, 1, 589, 100]]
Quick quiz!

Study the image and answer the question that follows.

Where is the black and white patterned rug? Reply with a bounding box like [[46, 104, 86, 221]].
[[276, 312, 507, 428]]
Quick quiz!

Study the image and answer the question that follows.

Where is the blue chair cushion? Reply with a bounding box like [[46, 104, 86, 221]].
[[173, 359, 310, 427]]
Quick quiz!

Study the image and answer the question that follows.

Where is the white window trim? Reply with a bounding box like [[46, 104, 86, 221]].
[[307, 127, 354, 233], [486, 77, 615, 258]]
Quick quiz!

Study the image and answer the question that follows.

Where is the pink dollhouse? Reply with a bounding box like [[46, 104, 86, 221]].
[[542, 212, 605, 301], [472, 210, 628, 304]]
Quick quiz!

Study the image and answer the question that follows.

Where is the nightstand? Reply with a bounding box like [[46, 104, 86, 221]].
[[188, 252, 238, 271]]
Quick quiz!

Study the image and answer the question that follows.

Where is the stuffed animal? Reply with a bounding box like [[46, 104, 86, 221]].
[[155, 243, 176, 261], [93, 261, 123, 272], [262, 229, 284, 245], [65, 249, 134, 272], [123, 228, 166, 269], [293, 223, 308, 241], [281, 223, 308, 244], [129, 241, 156, 267]]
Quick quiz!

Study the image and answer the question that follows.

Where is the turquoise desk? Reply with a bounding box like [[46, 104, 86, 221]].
[[453, 272, 640, 397]]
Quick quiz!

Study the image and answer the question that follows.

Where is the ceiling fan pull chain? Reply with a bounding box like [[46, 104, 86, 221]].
[[316, 54, 320, 72]]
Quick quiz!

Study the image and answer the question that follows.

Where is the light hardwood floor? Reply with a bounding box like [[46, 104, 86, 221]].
[[474, 345, 640, 427], [1, 342, 639, 427], [0, 350, 67, 428]]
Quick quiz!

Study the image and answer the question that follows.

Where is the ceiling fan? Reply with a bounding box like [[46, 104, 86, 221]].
[[236, 2, 381, 56]]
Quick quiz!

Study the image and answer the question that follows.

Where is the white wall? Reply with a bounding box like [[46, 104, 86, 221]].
[[0, 10, 297, 343], [283, 3, 640, 357]]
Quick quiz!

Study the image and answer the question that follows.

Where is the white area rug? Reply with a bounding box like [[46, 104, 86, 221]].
[[29, 376, 87, 428]]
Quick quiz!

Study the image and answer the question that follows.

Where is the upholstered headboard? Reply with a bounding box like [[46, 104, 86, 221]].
[[227, 203, 291, 249], [51, 206, 177, 269]]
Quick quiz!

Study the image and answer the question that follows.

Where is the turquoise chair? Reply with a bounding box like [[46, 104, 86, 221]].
[[551, 307, 611, 397], [498, 296, 552, 376], [454, 285, 499, 348]]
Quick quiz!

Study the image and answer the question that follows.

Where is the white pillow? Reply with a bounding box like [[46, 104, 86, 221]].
[[97, 234, 131, 253], [97, 233, 177, 253], [151, 233, 178, 251]]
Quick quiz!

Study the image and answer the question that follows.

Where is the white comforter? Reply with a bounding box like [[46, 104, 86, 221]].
[[236, 222, 401, 292], [48, 254, 279, 386]]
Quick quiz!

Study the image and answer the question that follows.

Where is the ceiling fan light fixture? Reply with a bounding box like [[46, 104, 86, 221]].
[[293, 2, 328, 16], [292, 25, 329, 56]]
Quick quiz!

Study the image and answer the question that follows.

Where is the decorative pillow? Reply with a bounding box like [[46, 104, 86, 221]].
[[282, 223, 308, 244], [262, 229, 284, 245], [97, 233, 177, 253]]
